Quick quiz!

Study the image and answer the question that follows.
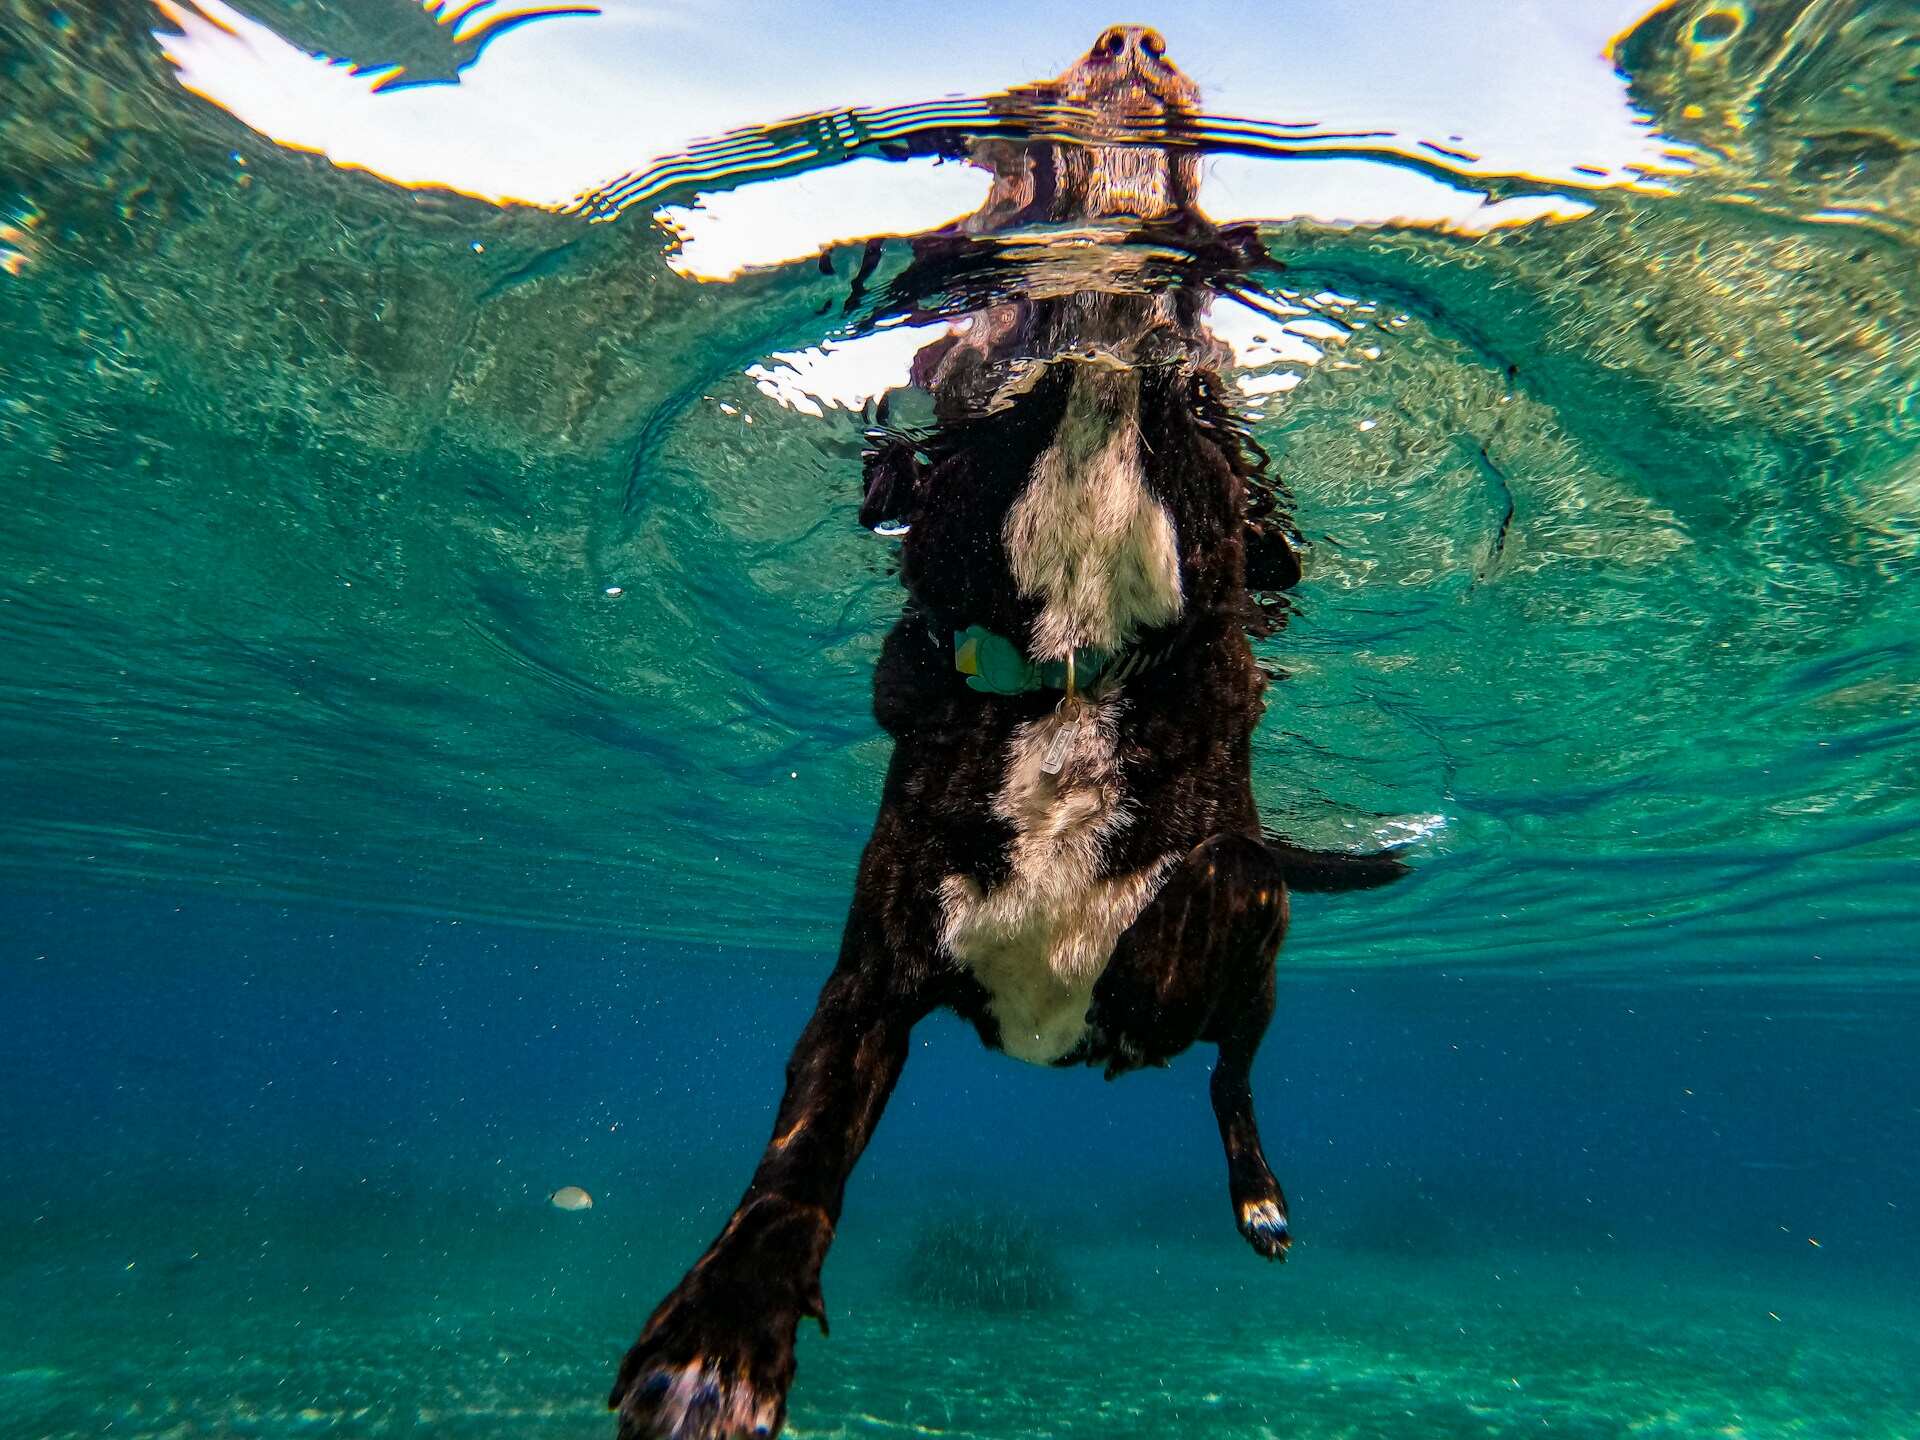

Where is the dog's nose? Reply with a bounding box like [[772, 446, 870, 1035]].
[[1092, 25, 1169, 65]]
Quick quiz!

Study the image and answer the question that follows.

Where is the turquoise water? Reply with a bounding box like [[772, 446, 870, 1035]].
[[3, 1, 1918, 1436]]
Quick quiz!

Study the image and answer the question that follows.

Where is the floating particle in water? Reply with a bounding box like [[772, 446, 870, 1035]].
[[549, 1186, 594, 1211]]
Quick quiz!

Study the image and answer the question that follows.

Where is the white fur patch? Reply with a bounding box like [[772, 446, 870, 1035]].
[[1005, 366, 1184, 658], [939, 699, 1174, 1064]]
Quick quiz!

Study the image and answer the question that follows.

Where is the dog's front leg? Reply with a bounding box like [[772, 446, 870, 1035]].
[[611, 928, 924, 1440]]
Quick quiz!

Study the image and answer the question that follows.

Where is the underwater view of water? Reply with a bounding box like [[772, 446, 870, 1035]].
[[3, 0, 1918, 1436]]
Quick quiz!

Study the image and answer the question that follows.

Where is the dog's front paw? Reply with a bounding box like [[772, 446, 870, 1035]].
[[610, 1296, 795, 1440], [1236, 1195, 1291, 1261], [611, 1200, 832, 1440], [611, 1347, 786, 1440]]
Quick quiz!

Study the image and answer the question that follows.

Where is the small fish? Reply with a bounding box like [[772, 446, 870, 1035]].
[[549, 1186, 594, 1211]]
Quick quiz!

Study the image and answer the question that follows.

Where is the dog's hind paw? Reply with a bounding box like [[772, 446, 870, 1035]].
[[1236, 1196, 1291, 1261]]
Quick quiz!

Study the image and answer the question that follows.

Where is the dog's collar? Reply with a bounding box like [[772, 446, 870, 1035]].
[[952, 624, 1175, 696]]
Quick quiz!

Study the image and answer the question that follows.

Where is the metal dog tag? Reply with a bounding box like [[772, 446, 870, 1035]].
[[1038, 698, 1087, 777]]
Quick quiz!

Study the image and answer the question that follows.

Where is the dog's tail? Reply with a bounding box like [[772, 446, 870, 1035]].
[[1263, 834, 1411, 893]]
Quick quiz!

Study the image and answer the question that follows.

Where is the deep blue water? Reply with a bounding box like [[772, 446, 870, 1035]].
[[6, 888, 1917, 1436]]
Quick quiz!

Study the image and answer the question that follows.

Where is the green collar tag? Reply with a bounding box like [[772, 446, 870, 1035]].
[[953, 625, 1111, 695]]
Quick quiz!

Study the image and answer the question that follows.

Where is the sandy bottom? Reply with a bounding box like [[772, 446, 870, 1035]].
[[3, 1198, 1914, 1439]]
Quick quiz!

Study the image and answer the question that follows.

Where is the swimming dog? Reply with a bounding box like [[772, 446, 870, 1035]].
[[612, 27, 1406, 1440]]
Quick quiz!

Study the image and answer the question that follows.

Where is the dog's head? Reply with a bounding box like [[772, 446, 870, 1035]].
[[1052, 25, 1201, 121], [965, 25, 1206, 229]]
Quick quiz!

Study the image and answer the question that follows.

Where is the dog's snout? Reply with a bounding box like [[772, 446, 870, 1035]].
[[1092, 25, 1169, 66]]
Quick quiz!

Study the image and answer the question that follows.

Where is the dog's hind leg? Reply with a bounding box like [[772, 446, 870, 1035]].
[[611, 909, 931, 1440], [1094, 833, 1292, 1259], [1192, 835, 1293, 1261], [1202, 875, 1291, 1262]]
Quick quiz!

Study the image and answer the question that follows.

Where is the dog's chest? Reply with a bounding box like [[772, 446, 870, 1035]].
[[1003, 366, 1184, 660], [938, 701, 1174, 1064]]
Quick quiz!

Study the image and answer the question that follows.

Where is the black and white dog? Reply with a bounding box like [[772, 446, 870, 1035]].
[[612, 27, 1406, 1440]]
